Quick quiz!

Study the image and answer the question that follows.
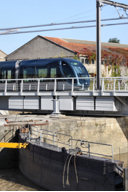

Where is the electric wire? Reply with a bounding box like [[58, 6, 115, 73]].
[[57, 8, 94, 22], [61, 8, 95, 21], [0, 21, 128, 36], [0, 17, 127, 31]]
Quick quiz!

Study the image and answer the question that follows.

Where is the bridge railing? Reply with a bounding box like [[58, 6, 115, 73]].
[[0, 77, 128, 94], [101, 77, 128, 91]]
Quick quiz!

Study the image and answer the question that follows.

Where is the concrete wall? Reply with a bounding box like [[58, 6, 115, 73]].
[[6, 36, 75, 61]]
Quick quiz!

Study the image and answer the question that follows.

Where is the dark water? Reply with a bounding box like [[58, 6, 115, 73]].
[[0, 169, 44, 191]]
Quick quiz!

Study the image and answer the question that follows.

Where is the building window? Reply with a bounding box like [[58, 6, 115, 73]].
[[81, 58, 84, 64], [85, 59, 89, 64], [91, 59, 94, 64], [80, 56, 95, 64], [80, 56, 95, 65]]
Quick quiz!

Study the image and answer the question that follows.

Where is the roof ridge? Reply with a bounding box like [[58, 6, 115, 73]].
[[0, 49, 7, 55], [63, 38, 128, 48]]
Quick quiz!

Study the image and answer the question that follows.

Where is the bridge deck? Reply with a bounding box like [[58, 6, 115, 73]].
[[0, 77, 127, 115]]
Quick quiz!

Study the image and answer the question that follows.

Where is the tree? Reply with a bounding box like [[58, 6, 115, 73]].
[[108, 38, 120, 43]]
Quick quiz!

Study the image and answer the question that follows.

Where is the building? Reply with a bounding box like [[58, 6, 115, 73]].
[[6, 35, 128, 76], [0, 50, 7, 61]]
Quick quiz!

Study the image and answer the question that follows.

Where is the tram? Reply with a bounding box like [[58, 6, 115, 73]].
[[0, 58, 90, 88]]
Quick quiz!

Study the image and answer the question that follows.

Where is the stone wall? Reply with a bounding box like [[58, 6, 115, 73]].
[[1, 114, 127, 167], [45, 116, 128, 167]]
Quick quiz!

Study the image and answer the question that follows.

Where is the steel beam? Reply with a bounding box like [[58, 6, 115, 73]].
[[100, 0, 128, 9]]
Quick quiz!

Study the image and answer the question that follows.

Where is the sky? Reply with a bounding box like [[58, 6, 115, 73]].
[[0, 0, 128, 54]]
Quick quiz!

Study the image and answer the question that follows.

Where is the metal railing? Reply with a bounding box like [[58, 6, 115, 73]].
[[0, 124, 19, 143], [27, 128, 73, 148], [68, 138, 114, 161], [0, 77, 128, 95], [0, 129, 14, 142], [20, 128, 114, 161]]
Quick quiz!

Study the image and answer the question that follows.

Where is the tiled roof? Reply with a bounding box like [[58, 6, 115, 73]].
[[64, 38, 128, 48], [44, 36, 96, 54], [44, 36, 128, 58]]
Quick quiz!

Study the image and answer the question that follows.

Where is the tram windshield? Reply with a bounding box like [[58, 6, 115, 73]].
[[69, 61, 89, 77]]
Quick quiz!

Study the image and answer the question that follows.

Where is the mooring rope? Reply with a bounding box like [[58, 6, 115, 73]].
[[62, 152, 79, 188], [62, 154, 71, 188]]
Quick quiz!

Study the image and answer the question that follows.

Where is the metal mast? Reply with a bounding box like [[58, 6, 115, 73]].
[[96, 0, 128, 90], [96, 0, 101, 90]]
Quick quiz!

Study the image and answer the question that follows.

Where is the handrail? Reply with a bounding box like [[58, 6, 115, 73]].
[[68, 138, 114, 160], [0, 77, 128, 95], [0, 129, 14, 142], [28, 128, 72, 147], [0, 76, 127, 82], [20, 129, 114, 161]]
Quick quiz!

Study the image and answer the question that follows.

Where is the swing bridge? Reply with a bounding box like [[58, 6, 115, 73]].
[[0, 76, 127, 116]]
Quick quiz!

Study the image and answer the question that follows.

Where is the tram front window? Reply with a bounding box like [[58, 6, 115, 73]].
[[69, 60, 90, 87], [70, 61, 88, 77]]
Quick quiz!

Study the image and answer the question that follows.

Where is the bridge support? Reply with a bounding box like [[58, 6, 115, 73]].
[[52, 96, 60, 115]]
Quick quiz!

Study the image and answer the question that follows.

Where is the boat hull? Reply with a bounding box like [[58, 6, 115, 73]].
[[19, 142, 123, 191]]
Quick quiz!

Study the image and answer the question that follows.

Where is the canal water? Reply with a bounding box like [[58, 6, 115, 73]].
[[0, 169, 44, 191]]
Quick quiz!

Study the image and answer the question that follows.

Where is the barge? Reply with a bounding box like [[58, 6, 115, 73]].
[[19, 128, 124, 191]]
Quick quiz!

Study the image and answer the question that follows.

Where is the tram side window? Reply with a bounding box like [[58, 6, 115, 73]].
[[0, 69, 2, 79], [7, 70, 12, 79], [62, 62, 74, 77], [23, 67, 36, 78], [2, 70, 6, 79], [37, 68, 48, 78], [48, 63, 61, 78], [1, 69, 12, 79], [50, 68, 56, 78]]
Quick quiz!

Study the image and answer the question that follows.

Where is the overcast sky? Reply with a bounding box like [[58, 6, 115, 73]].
[[0, 0, 128, 54]]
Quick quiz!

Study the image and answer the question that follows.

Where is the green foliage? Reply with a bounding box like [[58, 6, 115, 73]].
[[111, 64, 121, 77], [108, 38, 120, 43], [89, 53, 96, 64], [73, 55, 80, 61]]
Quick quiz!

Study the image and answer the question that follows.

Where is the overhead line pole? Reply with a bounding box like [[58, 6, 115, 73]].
[[96, 0, 101, 90], [96, 0, 128, 90]]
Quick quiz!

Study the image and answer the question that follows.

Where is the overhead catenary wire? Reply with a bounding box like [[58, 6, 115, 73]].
[[57, 8, 94, 22], [0, 21, 128, 36], [0, 16, 128, 31]]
